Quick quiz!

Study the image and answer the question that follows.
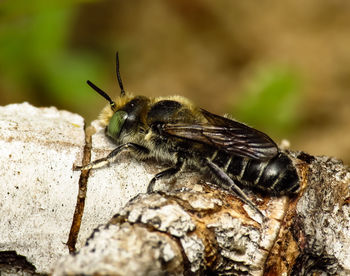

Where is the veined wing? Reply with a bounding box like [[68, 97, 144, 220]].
[[161, 109, 278, 160]]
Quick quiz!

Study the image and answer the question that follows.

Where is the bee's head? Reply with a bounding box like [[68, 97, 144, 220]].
[[87, 53, 148, 141], [86, 79, 128, 140]]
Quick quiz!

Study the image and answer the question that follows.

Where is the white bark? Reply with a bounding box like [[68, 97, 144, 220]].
[[1, 103, 349, 275], [0, 103, 151, 274]]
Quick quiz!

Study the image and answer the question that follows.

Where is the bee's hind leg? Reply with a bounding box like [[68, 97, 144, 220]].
[[73, 142, 149, 171], [205, 158, 265, 219], [147, 157, 184, 193]]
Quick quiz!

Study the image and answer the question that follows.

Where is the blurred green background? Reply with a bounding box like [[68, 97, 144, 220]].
[[1, 0, 350, 163]]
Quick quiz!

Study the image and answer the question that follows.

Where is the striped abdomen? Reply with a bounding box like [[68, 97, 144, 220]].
[[208, 150, 300, 195]]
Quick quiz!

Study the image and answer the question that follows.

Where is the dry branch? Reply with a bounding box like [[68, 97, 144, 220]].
[[1, 103, 349, 275]]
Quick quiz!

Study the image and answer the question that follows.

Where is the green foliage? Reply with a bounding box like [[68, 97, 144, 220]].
[[232, 66, 302, 138], [0, 0, 105, 120]]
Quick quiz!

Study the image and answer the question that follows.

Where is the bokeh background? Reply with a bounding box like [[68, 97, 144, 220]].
[[1, 0, 350, 163]]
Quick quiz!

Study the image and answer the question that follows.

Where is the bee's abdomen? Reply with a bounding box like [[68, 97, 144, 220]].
[[208, 150, 300, 195]]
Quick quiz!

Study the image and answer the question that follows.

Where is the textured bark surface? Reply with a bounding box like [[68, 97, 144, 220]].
[[265, 153, 350, 275], [0, 103, 84, 273], [0, 103, 152, 274], [1, 103, 349, 275]]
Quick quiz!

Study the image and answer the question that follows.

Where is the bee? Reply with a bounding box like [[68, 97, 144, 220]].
[[75, 53, 300, 217]]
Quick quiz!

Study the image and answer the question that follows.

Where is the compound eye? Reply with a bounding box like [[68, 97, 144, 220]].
[[107, 111, 128, 139]]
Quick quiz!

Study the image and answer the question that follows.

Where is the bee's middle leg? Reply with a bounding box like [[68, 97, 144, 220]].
[[147, 158, 184, 193]]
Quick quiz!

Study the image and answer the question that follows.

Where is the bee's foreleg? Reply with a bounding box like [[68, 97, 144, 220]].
[[73, 142, 149, 171], [205, 158, 265, 219], [147, 157, 184, 193]]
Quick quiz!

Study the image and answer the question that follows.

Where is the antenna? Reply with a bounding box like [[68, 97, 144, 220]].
[[86, 80, 116, 110], [116, 52, 125, 97]]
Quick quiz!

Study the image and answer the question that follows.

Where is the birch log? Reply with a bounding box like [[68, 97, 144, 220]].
[[0, 103, 349, 275]]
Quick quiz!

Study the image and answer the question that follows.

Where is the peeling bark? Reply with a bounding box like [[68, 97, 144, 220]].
[[1, 103, 350, 275]]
